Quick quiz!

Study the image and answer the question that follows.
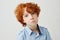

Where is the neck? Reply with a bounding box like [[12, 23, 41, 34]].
[[29, 24, 38, 33]]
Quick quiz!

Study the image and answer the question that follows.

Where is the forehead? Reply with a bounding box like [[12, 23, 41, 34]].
[[23, 8, 31, 15], [23, 7, 36, 15], [23, 8, 28, 16]]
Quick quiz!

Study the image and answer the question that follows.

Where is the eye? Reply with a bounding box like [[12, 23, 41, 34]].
[[25, 14, 28, 17]]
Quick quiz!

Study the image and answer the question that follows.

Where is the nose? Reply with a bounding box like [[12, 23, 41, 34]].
[[29, 14, 34, 19]]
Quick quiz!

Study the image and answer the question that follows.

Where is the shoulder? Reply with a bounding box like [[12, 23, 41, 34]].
[[39, 26, 49, 34], [39, 26, 52, 40], [17, 29, 26, 40], [18, 28, 26, 37], [39, 26, 47, 31]]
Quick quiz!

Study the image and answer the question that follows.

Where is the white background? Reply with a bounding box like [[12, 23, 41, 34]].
[[0, 0, 60, 40]]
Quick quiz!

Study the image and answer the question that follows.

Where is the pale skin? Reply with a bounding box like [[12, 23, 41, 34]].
[[23, 8, 39, 34]]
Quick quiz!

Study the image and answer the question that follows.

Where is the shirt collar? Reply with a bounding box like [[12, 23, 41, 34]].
[[37, 24, 42, 35], [25, 25, 32, 36], [25, 24, 42, 36]]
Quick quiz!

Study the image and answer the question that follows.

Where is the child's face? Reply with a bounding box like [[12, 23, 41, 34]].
[[23, 8, 38, 26]]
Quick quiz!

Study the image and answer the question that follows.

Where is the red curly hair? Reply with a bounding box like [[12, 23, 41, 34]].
[[15, 2, 41, 26]]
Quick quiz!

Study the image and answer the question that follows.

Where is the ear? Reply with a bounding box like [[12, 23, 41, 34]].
[[23, 18, 25, 23]]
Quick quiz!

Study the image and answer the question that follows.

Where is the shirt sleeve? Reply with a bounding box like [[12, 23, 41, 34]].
[[46, 28, 52, 40]]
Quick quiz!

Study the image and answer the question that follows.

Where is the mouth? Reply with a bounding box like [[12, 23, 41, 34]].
[[31, 20, 35, 23]]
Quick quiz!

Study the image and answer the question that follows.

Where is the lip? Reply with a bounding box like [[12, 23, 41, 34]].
[[31, 20, 35, 22]]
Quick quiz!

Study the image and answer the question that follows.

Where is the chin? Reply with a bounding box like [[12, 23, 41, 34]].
[[30, 23, 37, 26]]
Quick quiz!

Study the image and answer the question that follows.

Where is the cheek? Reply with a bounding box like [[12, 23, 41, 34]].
[[34, 16, 38, 20], [23, 17, 30, 23]]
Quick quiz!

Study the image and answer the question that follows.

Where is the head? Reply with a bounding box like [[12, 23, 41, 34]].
[[15, 2, 41, 27]]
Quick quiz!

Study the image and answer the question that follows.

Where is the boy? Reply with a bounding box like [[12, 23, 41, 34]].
[[15, 2, 51, 40]]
